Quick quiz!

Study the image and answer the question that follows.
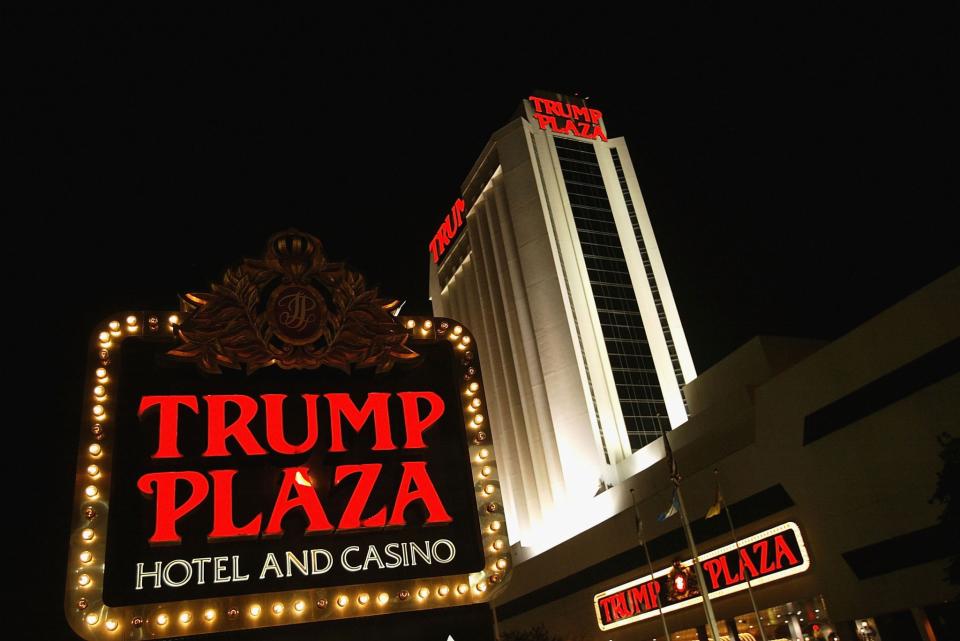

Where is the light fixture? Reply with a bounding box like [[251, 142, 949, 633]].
[[249, 604, 261, 617], [84, 485, 99, 498], [336, 595, 348, 608], [156, 613, 169, 626], [293, 600, 305, 612], [105, 619, 118, 631], [85, 613, 99, 626], [438, 585, 450, 597], [377, 592, 389, 605], [179, 611, 191, 624], [203, 609, 216, 622], [80, 550, 93, 564], [78, 573, 91, 587], [357, 593, 370, 606], [272, 602, 284, 615], [417, 587, 429, 599], [89, 443, 102, 456], [81, 528, 95, 541]]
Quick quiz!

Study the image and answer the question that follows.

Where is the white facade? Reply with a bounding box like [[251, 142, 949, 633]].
[[428, 95, 696, 554]]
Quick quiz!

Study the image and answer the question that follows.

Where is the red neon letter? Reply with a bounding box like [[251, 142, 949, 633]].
[[326, 393, 395, 452], [203, 395, 267, 457], [588, 108, 603, 123], [570, 104, 590, 121], [754, 539, 775, 574], [209, 469, 262, 540], [388, 461, 452, 526], [137, 471, 209, 544], [533, 113, 554, 131], [397, 391, 444, 448], [738, 546, 760, 579], [528, 96, 546, 113], [265, 467, 334, 536], [334, 464, 387, 530], [138, 395, 199, 459], [702, 557, 724, 590], [263, 394, 318, 454], [774, 534, 800, 568]]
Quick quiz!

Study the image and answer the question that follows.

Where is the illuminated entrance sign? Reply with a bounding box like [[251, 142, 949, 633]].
[[528, 96, 608, 141], [593, 522, 809, 631], [429, 197, 466, 264], [65, 231, 510, 639]]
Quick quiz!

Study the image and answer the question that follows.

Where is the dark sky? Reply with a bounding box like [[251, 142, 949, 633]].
[[14, 5, 956, 639]]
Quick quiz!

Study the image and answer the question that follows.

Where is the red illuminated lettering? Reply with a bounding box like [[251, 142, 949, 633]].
[[203, 395, 268, 457], [389, 461, 453, 526], [138, 395, 199, 458], [570, 104, 590, 120], [774, 534, 800, 568], [755, 539, 775, 574], [209, 469, 262, 539], [429, 198, 468, 263], [528, 95, 547, 113], [137, 471, 209, 544], [739, 546, 760, 579], [327, 392, 395, 452], [397, 391, 444, 448], [335, 464, 387, 530], [264, 393, 318, 454], [588, 108, 603, 123], [264, 467, 334, 536]]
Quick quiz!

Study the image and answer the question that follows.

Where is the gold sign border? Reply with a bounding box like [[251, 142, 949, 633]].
[[65, 313, 510, 640]]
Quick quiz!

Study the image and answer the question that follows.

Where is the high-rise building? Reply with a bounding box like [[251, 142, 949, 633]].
[[427, 92, 696, 552]]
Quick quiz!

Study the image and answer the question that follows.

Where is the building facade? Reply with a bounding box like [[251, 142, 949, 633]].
[[491, 268, 958, 641], [428, 93, 696, 553]]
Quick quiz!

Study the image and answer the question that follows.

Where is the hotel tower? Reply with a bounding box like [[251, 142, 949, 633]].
[[428, 92, 696, 553]]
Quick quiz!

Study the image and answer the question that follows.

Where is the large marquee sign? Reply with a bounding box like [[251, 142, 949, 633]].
[[65, 231, 510, 639], [594, 522, 810, 631]]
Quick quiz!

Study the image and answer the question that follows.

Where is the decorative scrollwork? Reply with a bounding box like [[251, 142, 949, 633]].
[[168, 230, 419, 374]]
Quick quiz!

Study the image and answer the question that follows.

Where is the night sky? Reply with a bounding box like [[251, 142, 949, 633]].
[[15, 5, 956, 639]]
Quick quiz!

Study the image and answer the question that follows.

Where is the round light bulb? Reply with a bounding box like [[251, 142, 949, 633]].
[[418, 587, 429, 599], [81, 528, 95, 541], [87, 465, 100, 477], [479, 448, 489, 459], [457, 583, 468, 594], [438, 585, 450, 597], [85, 613, 99, 625], [471, 397, 481, 408], [481, 466, 492, 477], [249, 604, 261, 617], [358, 593, 370, 605], [423, 320, 433, 329], [476, 581, 487, 592], [377, 592, 389, 605], [89, 443, 102, 456], [462, 336, 471, 344], [94, 385, 106, 397], [168, 314, 180, 325], [405, 319, 415, 329], [493, 539, 505, 551], [336, 595, 348, 608], [84, 485, 99, 498], [108, 321, 120, 332], [473, 414, 484, 425], [484, 483, 496, 495], [105, 619, 118, 631], [496, 558, 508, 570], [490, 520, 502, 532], [272, 602, 284, 615], [293, 600, 305, 612], [95, 367, 107, 379], [98, 332, 111, 343], [179, 611, 191, 624], [453, 325, 463, 335], [78, 573, 91, 586], [203, 609, 215, 621], [80, 550, 93, 564], [126, 315, 138, 326], [156, 613, 169, 626]]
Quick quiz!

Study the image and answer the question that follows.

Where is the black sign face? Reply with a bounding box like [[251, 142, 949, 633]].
[[102, 338, 483, 605], [65, 313, 509, 640]]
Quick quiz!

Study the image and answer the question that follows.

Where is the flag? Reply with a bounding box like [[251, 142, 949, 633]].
[[705, 476, 723, 519], [657, 487, 680, 521], [662, 431, 681, 486]]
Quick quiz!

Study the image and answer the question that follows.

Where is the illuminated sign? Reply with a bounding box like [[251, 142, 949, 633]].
[[65, 231, 509, 639], [429, 198, 466, 264], [528, 96, 607, 141], [593, 522, 809, 631]]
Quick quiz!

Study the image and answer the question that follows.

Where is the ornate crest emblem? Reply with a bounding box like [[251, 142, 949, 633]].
[[666, 560, 699, 602], [168, 230, 419, 374]]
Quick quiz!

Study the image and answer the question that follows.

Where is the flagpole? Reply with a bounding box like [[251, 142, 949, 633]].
[[714, 469, 768, 641], [662, 428, 723, 641], [631, 489, 671, 641]]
